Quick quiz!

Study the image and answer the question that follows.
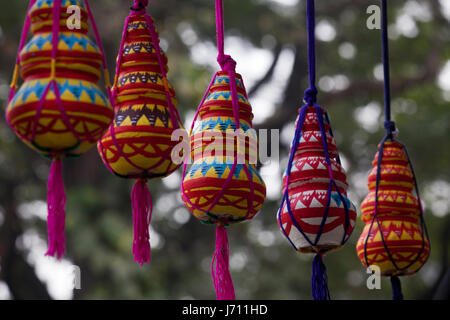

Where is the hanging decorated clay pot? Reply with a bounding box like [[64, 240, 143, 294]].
[[6, 0, 114, 258], [97, 0, 185, 265]]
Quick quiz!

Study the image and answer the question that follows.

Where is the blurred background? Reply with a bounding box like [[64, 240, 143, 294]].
[[0, 0, 449, 300]]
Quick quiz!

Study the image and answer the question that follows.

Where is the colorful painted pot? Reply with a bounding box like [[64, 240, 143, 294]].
[[356, 141, 430, 275], [182, 72, 266, 224], [6, 0, 113, 157], [98, 14, 183, 179], [278, 106, 356, 253]]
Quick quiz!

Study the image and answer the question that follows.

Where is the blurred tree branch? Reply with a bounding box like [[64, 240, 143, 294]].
[[248, 43, 283, 98]]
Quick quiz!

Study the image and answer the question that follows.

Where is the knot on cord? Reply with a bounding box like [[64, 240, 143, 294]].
[[303, 86, 318, 106], [130, 0, 149, 12], [217, 54, 236, 73], [384, 120, 397, 138]]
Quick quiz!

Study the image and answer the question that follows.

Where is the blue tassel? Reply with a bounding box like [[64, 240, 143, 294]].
[[391, 275, 404, 300], [311, 254, 330, 300]]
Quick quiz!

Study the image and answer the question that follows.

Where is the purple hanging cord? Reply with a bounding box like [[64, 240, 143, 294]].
[[303, 0, 317, 106], [312, 254, 330, 300], [365, 0, 404, 300], [304, 0, 331, 300], [382, 0, 401, 299], [390, 275, 403, 300], [364, 0, 430, 300], [380, 0, 396, 139]]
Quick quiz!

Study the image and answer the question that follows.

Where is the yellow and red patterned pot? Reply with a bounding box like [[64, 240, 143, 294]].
[[356, 141, 430, 275], [6, 0, 113, 157], [98, 14, 183, 179], [182, 72, 266, 224]]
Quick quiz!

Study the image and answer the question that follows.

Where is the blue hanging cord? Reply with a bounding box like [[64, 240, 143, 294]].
[[390, 275, 404, 300], [381, 0, 405, 300], [305, 0, 331, 300], [364, 0, 429, 300], [280, 0, 352, 300], [303, 0, 317, 106], [381, 0, 396, 138], [278, 106, 309, 251], [312, 254, 330, 300]]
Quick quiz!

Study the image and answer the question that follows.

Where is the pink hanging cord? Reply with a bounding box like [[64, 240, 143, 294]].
[[84, 0, 114, 104], [211, 224, 235, 300], [128, 0, 182, 126], [180, 0, 259, 300], [212, 0, 253, 300], [107, 0, 182, 266], [43, 0, 68, 259], [145, 15, 182, 127], [131, 179, 153, 266], [203, 0, 255, 217], [46, 157, 66, 259], [130, 0, 149, 13], [179, 0, 258, 299], [31, 0, 94, 145], [186, 0, 249, 215]]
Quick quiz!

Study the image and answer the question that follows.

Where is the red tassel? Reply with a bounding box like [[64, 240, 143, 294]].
[[211, 225, 235, 300], [131, 179, 152, 266], [45, 158, 66, 259]]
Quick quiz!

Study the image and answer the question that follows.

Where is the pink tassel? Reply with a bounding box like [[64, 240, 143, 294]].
[[211, 225, 235, 300], [45, 158, 66, 259], [131, 179, 152, 266]]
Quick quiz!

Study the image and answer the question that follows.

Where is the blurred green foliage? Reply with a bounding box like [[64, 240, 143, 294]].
[[0, 0, 448, 300]]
